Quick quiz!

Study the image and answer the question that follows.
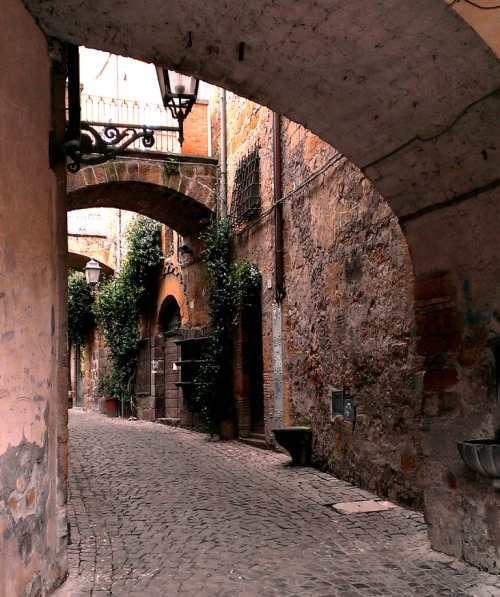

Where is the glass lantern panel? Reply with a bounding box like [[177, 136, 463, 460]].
[[168, 71, 197, 96]]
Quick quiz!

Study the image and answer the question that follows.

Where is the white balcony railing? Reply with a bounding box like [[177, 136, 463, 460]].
[[80, 94, 182, 154]]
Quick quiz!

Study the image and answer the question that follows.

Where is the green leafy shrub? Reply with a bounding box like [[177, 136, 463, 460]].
[[93, 216, 162, 402], [67, 270, 95, 348], [194, 219, 261, 433]]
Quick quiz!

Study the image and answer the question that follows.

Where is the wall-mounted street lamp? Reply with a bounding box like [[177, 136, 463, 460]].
[[156, 68, 199, 147], [83, 257, 103, 293], [50, 44, 199, 173]]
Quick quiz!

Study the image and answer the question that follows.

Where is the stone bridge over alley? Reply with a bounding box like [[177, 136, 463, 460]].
[[55, 410, 500, 597], [67, 155, 217, 235]]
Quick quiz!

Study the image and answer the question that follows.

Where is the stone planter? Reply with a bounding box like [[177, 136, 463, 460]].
[[457, 439, 500, 489], [272, 426, 312, 466]]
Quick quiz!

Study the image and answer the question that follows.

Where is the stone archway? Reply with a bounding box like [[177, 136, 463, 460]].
[[26, 0, 500, 223], [67, 156, 217, 236], [2, 2, 500, 592]]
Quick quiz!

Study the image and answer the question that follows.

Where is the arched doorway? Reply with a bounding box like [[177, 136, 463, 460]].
[[237, 289, 265, 440], [158, 295, 184, 422]]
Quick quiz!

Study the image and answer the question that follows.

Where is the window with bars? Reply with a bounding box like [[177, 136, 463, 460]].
[[165, 309, 181, 336], [229, 146, 261, 227], [159, 296, 181, 337]]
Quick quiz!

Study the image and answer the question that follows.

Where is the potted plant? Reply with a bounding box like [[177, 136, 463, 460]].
[[97, 373, 119, 418]]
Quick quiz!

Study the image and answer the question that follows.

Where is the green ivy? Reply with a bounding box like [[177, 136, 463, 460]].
[[67, 270, 95, 348], [93, 216, 162, 401], [194, 218, 261, 434], [163, 157, 180, 176]]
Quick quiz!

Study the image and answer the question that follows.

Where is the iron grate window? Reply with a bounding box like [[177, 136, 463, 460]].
[[165, 309, 181, 336], [229, 146, 261, 227]]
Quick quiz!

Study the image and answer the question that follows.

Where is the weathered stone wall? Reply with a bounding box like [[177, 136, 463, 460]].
[[213, 93, 420, 504], [280, 127, 419, 508], [0, 1, 68, 594], [404, 189, 500, 572], [215, 88, 499, 570]]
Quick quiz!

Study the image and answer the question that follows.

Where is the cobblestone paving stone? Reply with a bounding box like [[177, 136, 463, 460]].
[[53, 410, 500, 596]]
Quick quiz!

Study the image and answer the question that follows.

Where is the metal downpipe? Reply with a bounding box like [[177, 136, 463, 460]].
[[273, 112, 285, 301]]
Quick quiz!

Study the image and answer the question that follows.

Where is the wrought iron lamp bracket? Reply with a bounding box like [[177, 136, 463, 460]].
[[62, 122, 177, 173], [49, 44, 185, 174]]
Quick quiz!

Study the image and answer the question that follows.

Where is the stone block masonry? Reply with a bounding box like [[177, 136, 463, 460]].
[[218, 92, 421, 511]]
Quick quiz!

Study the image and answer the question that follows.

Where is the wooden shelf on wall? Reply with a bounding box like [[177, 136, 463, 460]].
[[173, 337, 208, 404]]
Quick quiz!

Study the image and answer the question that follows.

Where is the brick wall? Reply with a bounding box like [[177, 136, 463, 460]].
[[164, 336, 180, 418], [181, 101, 209, 156]]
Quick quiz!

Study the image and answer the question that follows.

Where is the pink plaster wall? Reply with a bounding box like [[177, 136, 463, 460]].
[[0, 0, 68, 594]]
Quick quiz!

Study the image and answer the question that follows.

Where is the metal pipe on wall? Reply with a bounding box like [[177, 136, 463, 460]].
[[273, 112, 285, 301], [220, 88, 228, 219]]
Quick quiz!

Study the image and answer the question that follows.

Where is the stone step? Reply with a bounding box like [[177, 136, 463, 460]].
[[239, 433, 272, 450], [155, 417, 180, 427]]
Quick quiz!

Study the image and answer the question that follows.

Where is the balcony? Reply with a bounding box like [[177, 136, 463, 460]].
[[80, 93, 182, 155]]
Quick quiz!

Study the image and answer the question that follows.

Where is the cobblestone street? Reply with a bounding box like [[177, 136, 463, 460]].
[[54, 410, 500, 596]]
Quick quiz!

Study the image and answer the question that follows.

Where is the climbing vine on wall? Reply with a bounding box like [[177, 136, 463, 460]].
[[68, 270, 95, 349], [194, 218, 261, 434], [93, 216, 162, 401]]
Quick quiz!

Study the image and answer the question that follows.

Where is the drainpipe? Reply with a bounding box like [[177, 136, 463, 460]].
[[116, 209, 122, 272], [207, 85, 213, 158], [220, 89, 228, 219], [273, 112, 285, 301]]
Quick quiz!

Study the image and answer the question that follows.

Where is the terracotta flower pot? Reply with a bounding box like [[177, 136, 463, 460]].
[[105, 397, 118, 418]]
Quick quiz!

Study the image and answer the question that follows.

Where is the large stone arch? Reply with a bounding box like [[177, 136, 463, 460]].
[[27, 0, 499, 222], [67, 157, 217, 236], [40, 0, 498, 569]]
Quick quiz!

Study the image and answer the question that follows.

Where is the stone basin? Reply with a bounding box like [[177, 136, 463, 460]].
[[272, 426, 312, 466], [457, 439, 500, 488]]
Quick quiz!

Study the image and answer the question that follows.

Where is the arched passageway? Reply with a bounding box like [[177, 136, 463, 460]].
[[1, 2, 499, 593], [26, 0, 500, 220], [67, 162, 214, 422]]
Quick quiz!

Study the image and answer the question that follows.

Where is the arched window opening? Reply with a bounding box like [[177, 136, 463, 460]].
[[159, 295, 181, 336]]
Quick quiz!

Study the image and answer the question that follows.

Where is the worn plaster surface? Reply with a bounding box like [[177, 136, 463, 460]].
[[0, 0, 68, 594]]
